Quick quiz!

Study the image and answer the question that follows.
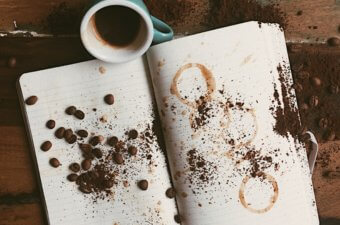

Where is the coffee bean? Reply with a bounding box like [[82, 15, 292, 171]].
[[83, 152, 95, 160], [69, 163, 80, 172], [297, 71, 310, 80], [7, 57, 16, 68], [66, 134, 77, 144], [79, 143, 92, 153], [25, 96, 38, 105], [128, 129, 138, 139], [79, 185, 92, 194], [103, 179, 114, 188], [291, 63, 303, 72], [324, 130, 336, 141], [165, 187, 176, 198], [65, 106, 77, 115], [308, 95, 319, 107], [50, 158, 60, 168], [318, 118, 328, 129], [329, 84, 339, 94], [81, 159, 92, 170], [67, 173, 78, 182], [92, 148, 103, 158], [46, 120, 55, 129], [104, 94, 114, 105], [89, 136, 103, 146], [113, 153, 124, 164], [174, 214, 181, 223], [138, 180, 148, 190], [128, 146, 138, 156], [327, 37, 340, 47], [288, 44, 302, 53], [74, 110, 85, 120], [292, 83, 303, 92], [76, 129, 88, 138], [40, 141, 52, 151], [107, 136, 118, 146], [55, 127, 65, 139], [300, 103, 309, 111], [64, 129, 73, 140], [311, 77, 322, 87]]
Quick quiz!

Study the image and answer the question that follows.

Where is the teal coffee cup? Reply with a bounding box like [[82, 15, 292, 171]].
[[80, 0, 174, 63]]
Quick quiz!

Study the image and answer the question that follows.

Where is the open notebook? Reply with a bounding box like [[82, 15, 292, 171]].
[[17, 22, 319, 225]]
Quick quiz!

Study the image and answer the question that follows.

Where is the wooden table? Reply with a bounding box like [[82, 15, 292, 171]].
[[0, 1, 339, 224]]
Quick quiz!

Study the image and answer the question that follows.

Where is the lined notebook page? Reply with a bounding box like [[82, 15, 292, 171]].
[[147, 22, 318, 225], [18, 58, 177, 225]]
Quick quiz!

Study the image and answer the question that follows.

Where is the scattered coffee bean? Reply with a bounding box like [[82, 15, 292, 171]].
[[65, 106, 77, 115], [81, 159, 92, 170], [66, 134, 77, 144], [7, 57, 16, 68], [292, 83, 303, 92], [64, 129, 73, 140], [318, 118, 328, 129], [288, 44, 302, 53], [79, 143, 92, 153], [83, 152, 95, 160], [174, 214, 181, 223], [79, 186, 92, 194], [138, 180, 148, 190], [50, 158, 60, 168], [308, 95, 319, 107], [74, 110, 85, 120], [324, 130, 335, 141], [69, 163, 80, 172], [327, 37, 340, 47], [46, 120, 55, 129], [329, 84, 339, 94], [113, 153, 124, 164], [40, 141, 52, 151], [297, 71, 310, 80], [89, 136, 102, 146], [76, 129, 88, 138], [25, 96, 38, 105], [55, 127, 65, 139], [128, 146, 138, 156], [165, 187, 176, 198], [128, 129, 138, 139], [107, 136, 118, 146], [67, 173, 78, 182], [104, 94, 115, 105], [103, 179, 114, 188], [291, 63, 303, 72], [92, 148, 103, 158], [311, 77, 322, 87]]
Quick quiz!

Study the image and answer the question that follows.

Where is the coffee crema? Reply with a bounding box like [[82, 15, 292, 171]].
[[93, 6, 141, 47]]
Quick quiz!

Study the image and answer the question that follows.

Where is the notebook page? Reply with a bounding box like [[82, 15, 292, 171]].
[[260, 23, 318, 223], [147, 22, 317, 225], [18, 58, 177, 225]]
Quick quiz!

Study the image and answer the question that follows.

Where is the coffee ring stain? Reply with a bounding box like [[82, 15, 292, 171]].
[[239, 172, 279, 214], [170, 63, 216, 108]]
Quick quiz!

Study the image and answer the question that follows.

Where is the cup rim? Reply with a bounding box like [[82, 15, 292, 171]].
[[80, 0, 153, 63]]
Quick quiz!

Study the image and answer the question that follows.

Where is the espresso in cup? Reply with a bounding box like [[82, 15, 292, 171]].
[[93, 6, 141, 47]]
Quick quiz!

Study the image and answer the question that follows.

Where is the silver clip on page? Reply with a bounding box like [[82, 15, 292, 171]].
[[306, 131, 319, 175]]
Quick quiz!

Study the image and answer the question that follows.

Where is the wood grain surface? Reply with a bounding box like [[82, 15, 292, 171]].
[[0, 0, 339, 42]]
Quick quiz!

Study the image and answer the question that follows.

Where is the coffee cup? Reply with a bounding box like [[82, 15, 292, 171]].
[[80, 0, 173, 63]]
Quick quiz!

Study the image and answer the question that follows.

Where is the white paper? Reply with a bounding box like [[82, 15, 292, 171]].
[[18, 58, 178, 225], [147, 22, 319, 225]]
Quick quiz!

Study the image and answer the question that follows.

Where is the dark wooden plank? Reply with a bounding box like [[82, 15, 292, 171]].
[[0, 0, 339, 42], [0, 203, 45, 225]]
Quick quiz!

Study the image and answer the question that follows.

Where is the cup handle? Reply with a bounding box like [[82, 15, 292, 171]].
[[151, 16, 174, 44]]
